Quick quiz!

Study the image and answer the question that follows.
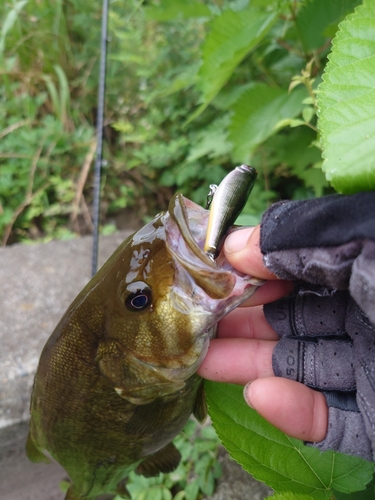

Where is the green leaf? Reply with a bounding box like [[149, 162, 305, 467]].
[[42, 75, 60, 121], [192, 6, 277, 119], [54, 64, 71, 124], [0, 0, 27, 58], [318, 0, 375, 193], [229, 84, 307, 162], [205, 381, 374, 498], [173, 492, 185, 500], [59, 480, 70, 493], [184, 480, 200, 500], [265, 127, 326, 196], [162, 488, 173, 500], [295, 0, 361, 52], [145, 0, 211, 22], [302, 106, 315, 123], [185, 114, 232, 163]]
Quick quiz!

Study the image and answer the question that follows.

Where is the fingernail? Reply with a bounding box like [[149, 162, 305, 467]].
[[243, 382, 254, 409], [224, 227, 254, 255]]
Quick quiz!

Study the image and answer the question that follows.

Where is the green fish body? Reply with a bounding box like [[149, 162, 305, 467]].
[[26, 194, 260, 499]]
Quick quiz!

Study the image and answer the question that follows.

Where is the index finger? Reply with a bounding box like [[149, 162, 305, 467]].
[[197, 337, 276, 384], [217, 305, 278, 340]]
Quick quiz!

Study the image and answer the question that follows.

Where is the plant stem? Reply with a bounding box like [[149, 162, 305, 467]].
[[70, 138, 97, 232]]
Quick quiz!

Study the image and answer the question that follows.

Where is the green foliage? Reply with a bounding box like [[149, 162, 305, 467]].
[[0, 0, 28, 61], [0, 0, 344, 244], [0, 0, 99, 243], [122, 420, 222, 500], [228, 84, 307, 162], [205, 381, 375, 499], [0, 84, 93, 243], [295, 0, 362, 51], [318, 0, 375, 193], [192, 5, 277, 118], [0, 0, 225, 242], [1, 0, 371, 243]]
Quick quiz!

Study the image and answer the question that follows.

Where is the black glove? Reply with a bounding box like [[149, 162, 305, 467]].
[[260, 192, 375, 461], [261, 192, 375, 326]]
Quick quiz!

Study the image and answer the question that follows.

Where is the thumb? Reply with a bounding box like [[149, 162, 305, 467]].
[[224, 226, 276, 279], [244, 377, 328, 443]]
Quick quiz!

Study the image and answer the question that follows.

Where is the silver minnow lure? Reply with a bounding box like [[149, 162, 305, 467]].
[[204, 165, 257, 260]]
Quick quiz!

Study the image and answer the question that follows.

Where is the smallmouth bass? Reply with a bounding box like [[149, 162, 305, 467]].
[[26, 189, 261, 500]]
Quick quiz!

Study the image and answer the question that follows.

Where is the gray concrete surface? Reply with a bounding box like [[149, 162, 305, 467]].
[[0, 232, 271, 499]]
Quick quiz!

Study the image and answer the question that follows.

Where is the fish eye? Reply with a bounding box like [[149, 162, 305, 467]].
[[125, 281, 152, 312]]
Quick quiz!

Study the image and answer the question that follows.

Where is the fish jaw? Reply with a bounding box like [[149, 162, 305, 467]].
[[165, 193, 262, 329]]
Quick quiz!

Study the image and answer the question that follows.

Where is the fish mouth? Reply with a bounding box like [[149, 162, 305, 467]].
[[164, 193, 262, 309]]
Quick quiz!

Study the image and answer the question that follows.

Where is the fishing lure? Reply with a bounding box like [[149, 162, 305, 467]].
[[204, 165, 257, 260]]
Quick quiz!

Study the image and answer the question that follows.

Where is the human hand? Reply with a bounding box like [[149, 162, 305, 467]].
[[198, 225, 328, 444], [199, 192, 375, 461]]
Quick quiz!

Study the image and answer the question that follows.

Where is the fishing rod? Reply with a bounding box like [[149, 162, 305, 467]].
[[91, 0, 109, 277]]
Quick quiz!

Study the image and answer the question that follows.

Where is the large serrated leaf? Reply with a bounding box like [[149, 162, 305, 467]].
[[295, 0, 361, 52], [228, 83, 307, 162], [205, 381, 374, 498], [192, 7, 277, 119], [318, 0, 375, 193]]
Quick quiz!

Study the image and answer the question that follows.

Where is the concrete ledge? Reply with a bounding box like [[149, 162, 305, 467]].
[[0, 231, 133, 431]]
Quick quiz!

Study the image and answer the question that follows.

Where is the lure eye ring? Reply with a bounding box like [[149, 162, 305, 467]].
[[125, 281, 152, 312]]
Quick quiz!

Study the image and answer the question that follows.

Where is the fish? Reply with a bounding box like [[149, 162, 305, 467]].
[[26, 174, 262, 500]]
